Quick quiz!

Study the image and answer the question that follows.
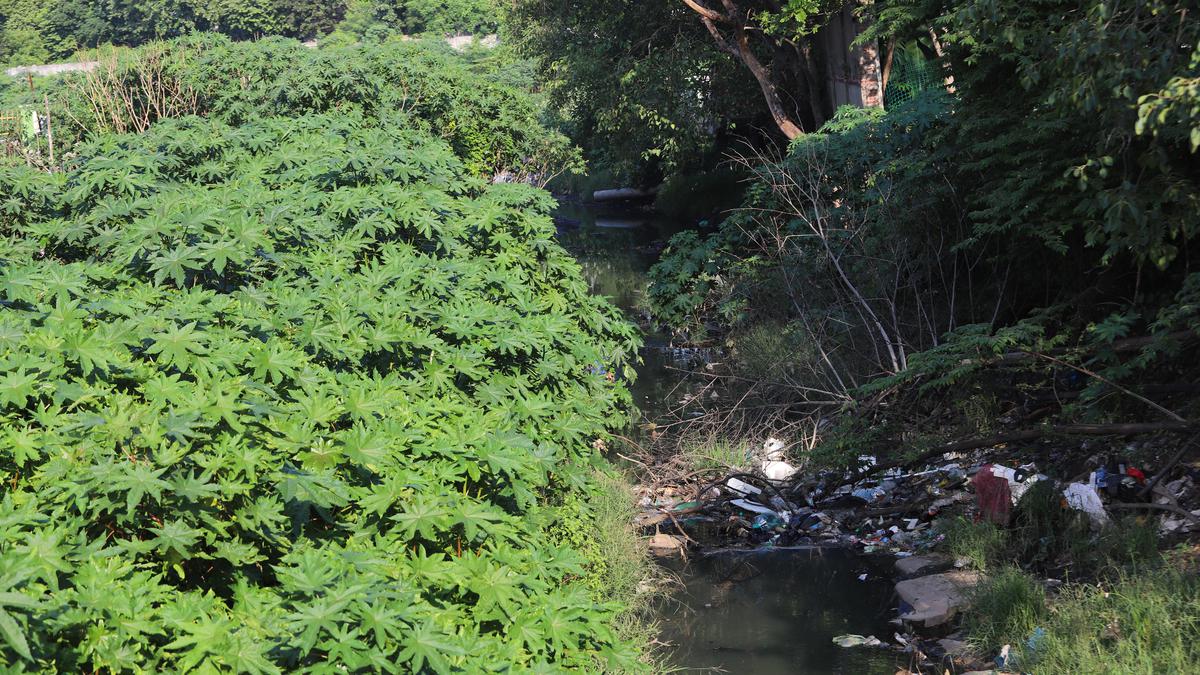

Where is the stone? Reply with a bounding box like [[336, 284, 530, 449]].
[[647, 533, 685, 556], [895, 570, 982, 627], [938, 638, 971, 657], [894, 553, 953, 578]]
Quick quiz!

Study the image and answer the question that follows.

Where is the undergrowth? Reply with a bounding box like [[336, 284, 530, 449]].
[[679, 438, 752, 473], [968, 567, 1200, 674], [944, 481, 1183, 674], [548, 470, 664, 671]]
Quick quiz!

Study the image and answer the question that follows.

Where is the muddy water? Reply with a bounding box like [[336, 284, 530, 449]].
[[558, 200, 898, 674]]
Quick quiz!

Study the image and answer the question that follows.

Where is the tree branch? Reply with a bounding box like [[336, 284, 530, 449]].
[[681, 0, 729, 23]]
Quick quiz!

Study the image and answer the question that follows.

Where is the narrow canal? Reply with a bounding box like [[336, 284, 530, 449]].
[[557, 200, 900, 674]]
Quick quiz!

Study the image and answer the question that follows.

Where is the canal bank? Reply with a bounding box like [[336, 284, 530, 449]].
[[557, 198, 902, 674]]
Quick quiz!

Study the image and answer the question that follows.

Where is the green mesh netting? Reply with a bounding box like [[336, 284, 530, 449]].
[[884, 47, 942, 108]]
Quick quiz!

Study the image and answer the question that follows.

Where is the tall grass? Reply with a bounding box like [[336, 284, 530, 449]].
[[549, 469, 668, 672], [679, 437, 752, 473], [941, 516, 1008, 573], [966, 566, 1047, 651], [1014, 570, 1200, 674]]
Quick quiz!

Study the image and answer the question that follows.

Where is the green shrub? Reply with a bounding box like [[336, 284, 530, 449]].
[[0, 110, 642, 670], [16, 36, 581, 183]]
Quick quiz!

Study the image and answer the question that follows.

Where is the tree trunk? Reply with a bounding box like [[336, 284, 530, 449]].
[[685, 0, 806, 139], [733, 27, 804, 139]]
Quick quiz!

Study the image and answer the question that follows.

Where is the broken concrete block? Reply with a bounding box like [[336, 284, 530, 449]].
[[896, 570, 981, 627]]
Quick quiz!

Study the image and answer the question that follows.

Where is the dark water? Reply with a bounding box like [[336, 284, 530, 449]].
[[658, 551, 899, 674], [557, 200, 898, 674], [554, 201, 693, 420]]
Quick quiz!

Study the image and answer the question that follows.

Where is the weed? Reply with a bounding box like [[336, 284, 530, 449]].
[[1009, 570, 1200, 674], [548, 470, 667, 672], [940, 516, 1007, 573], [680, 438, 752, 473], [966, 566, 1047, 652]]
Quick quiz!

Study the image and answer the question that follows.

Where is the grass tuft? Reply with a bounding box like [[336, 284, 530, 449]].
[[966, 566, 1048, 652]]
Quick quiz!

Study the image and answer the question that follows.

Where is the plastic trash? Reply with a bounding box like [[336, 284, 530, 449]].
[[752, 513, 784, 530], [1010, 473, 1049, 504], [725, 477, 762, 496], [832, 634, 882, 648], [1026, 627, 1046, 653], [1063, 482, 1109, 526], [761, 438, 798, 481], [973, 465, 1013, 525], [852, 487, 886, 503], [995, 644, 1011, 668], [731, 499, 776, 516]]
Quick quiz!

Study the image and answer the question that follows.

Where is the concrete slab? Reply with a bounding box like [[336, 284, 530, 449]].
[[896, 570, 981, 627]]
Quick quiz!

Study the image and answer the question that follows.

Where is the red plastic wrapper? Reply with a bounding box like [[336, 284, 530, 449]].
[[973, 464, 1012, 526]]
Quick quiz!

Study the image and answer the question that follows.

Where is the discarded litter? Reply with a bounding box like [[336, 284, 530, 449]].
[[852, 487, 886, 503], [731, 499, 776, 516], [1026, 627, 1046, 653], [832, 634, 882, 648], [752, 513, 784, 530], [761, 438, 798, 481], [725, 477, 762, 496], [973, 465, 1014, 525], [1063, 482, 1109, 526]]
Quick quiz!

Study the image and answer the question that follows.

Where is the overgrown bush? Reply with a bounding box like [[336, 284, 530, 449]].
[[0, 110, 643, 670], [12, 36, 581, 183]]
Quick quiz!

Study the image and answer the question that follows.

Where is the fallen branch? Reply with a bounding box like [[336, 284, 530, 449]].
[[988, 330, 1198, 365], [1107, 501, 1200, 524], [1022, 350, 1187, 423], [1138, 433, 1200, 500]]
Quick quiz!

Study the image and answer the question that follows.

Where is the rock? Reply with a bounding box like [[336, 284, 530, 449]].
[[895, 570, 982, 627], [647, 533, 685, 556], [938, 638, 972, 657], [895, 553, 954, 578]]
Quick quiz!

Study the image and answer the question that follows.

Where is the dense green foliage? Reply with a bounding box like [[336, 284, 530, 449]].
[[6, 36, 578, 183], [505, 0, 768, 182], [336, 0, 497, 41], [648, 0, 1200, 423], [0, 0, 497, 64], [0, 30, 648, 670]]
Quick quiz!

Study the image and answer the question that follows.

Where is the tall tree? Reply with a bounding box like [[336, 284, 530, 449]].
[[679, 0, 830, 139]]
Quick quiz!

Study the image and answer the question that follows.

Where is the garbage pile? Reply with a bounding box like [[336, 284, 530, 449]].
[[636, 437, 1200, 556]]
